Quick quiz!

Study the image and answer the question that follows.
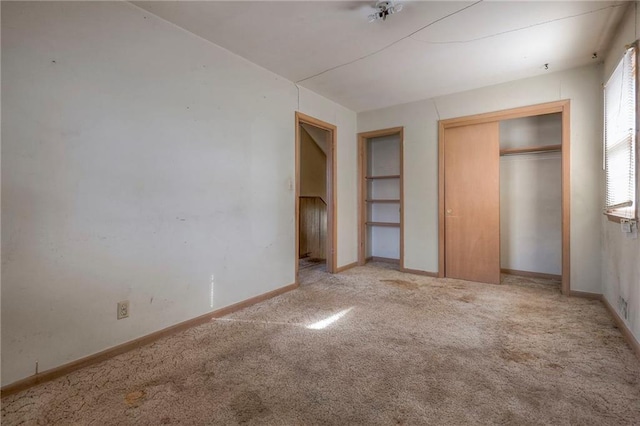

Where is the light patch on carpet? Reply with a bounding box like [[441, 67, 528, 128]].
[[306, 307, 353, 330]]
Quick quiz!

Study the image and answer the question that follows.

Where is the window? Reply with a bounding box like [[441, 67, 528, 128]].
[[604, 45, 637, 220]]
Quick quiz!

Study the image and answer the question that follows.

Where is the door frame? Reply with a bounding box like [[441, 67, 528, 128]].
[[438, 100, 571, 294], [357, 127, 404, 268], [295, 112, 337, 279]]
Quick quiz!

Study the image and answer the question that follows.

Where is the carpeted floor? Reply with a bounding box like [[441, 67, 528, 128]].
[[2, 263, 640, 425]]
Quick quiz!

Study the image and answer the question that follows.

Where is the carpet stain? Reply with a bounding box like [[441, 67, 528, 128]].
[[424, 382, 449, 404], [381, 279, 419, 290], [457, 294, 476, 303], [500, 348, 537, 363], [124, 390, 146, 407], [230, 391, 270, 423], [516, 302, 550, 314]]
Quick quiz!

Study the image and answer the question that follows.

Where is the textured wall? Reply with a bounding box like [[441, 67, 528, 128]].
[[1, 1, 357, 386]]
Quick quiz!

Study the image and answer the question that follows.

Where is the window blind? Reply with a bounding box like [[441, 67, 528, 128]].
[[604, 45, 637, 219]]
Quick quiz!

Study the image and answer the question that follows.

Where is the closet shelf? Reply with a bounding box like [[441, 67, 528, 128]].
[[365, 175, 400, 180], [365, 199, 400, 203], [366, 222, 400, 227], [500, 144, 561, 156]]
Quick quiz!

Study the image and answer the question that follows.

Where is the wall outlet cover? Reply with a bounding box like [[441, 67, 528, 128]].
[[621, 219, 637, 239]]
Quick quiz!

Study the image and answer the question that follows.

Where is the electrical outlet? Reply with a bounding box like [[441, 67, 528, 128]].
[[621, 219, 638, 239], [117, 300, 130, 320]]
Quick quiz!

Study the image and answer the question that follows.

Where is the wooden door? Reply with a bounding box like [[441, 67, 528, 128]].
[[444, 122, 500, 284], [299, 196, 326, 259]]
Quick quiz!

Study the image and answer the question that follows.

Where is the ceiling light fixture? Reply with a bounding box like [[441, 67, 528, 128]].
[[368, 1, 403, 22]]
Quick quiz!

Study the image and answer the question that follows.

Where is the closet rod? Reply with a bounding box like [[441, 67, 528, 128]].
[[500, 144, 562, 156]]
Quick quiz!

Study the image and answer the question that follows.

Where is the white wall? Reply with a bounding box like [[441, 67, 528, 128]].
[[1, 1, 357, 386], [500, 114, 562, 150], [500, 116, 562, 275], [359, 64, 603, 294], [500, 153, 562, 275], [602, 2, 640, 344]]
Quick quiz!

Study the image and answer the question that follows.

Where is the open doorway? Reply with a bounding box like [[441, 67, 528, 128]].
[[295, 112, 336, 281]]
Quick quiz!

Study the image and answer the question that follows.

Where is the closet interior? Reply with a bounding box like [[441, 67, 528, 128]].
[[499, 113, 562, 280]]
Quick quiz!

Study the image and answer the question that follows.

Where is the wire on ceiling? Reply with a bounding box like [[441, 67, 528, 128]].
[[295, 0, 483, 84], [296, 1, 625, 85], [409, 3, 626, 44]]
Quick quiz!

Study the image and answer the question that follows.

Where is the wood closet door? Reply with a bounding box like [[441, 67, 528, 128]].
[[444, 122, 500, 284]]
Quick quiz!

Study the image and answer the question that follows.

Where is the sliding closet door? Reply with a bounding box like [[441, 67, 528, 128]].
[[444, 122, 500, 284]]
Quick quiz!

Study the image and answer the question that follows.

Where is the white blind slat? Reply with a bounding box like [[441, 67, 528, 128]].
[[604, 46, 636, 218]]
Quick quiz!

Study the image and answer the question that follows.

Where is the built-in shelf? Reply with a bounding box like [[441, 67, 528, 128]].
[[366, 222, 400, 227], [500, 144, 562, 156], [365, 175, 401, 180], [365, 199, 400, 203], [359, 129, 403, 266]]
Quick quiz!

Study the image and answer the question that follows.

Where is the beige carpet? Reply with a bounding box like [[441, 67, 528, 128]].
[[2, 263, 640, 425]]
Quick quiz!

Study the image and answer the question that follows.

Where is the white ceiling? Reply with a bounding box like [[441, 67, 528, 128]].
[[133, 1, 629, 112]]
